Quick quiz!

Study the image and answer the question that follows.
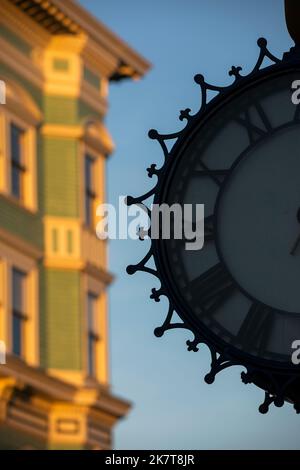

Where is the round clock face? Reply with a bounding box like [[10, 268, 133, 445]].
[[158, 68, 300, 366]]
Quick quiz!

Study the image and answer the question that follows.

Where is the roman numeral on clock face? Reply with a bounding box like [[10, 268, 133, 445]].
[[235, 102, 272, 144], [177, 215, 215, 249], [183, 215, 215, 241], [189, 263, 235, 315], [195, 161, 229, 187], [236, 303, 273, 354]]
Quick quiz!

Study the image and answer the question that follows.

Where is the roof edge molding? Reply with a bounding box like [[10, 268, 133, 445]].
[[9, 0, 151, 82]]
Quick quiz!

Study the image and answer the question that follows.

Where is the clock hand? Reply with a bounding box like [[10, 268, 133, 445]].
[[290, 208, 300, 255]]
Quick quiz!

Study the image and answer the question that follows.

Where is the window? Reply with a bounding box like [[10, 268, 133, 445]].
[[87, 292, 99, 377], [0, 79, 41, 211], [84, 154, 96, 227], [10, 123, 26, 200], [0, 248, 38, 366], [84, 275, 108, 385], [12, 268, 27, 358]]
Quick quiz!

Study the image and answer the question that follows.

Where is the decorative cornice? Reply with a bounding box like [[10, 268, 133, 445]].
[[9, 0, 81, 35], [41, 122, 113, 155], [1, 0, 50, 50], [0, 36, 43, 89], [0, 355, 131, 421], [81, 82, 108, 118], [83, 262, 114, 286], [38, 0, 151, 80], [3, 74, 43, 124]]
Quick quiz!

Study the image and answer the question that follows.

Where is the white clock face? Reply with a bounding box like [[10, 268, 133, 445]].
[[161, 69, 300, 364]]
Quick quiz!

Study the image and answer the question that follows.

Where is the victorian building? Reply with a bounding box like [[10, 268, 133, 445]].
[[0, 0, 149, 449]]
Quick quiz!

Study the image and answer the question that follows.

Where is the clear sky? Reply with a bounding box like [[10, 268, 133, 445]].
[[79, 0, 300, 450]]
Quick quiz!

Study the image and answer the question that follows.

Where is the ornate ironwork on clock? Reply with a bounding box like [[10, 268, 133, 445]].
[[127, 5, 300, 413]]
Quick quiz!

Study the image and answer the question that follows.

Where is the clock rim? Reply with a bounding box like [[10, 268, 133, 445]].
[[152, 61, 300, 374]]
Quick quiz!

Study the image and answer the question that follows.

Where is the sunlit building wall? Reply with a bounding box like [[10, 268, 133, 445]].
[[0, 0, 149, 450]]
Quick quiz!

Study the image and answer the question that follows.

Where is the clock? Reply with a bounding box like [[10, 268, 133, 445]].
[[127, 38, 300, 413]]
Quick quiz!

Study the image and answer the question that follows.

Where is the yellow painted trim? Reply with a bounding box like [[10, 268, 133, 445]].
[[43, 35, 86, 98], [84, 122, 115, 155], [47, 35, 88, 54], [44, 216, 81, 262], [44, 259, 84, 270], [49, 405, 86, 445], [43, 216, 107, 273], [48, 369, 85, 387], [41, 124, 83, 139], [41, 122, 114, 154]]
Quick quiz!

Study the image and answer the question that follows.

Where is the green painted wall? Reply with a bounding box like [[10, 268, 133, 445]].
[[0, 62, 42, 109], [42, 137, 80, 217], [0, 25, 32, 56], [44, 96, 78, 125], [0, 56, 105, 377], [52, 58, 70, 72], [79, 99, 102, 123], [48, 443, 85, 450], [0, 195, 43, 249], [40, 268, 82, 370], [44, 95, 102, 125], [83, 65, 101, 90], [0, 425, 44, 450]]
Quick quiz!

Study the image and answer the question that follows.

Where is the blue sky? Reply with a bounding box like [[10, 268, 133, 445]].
[[79, 0, 300, 449]]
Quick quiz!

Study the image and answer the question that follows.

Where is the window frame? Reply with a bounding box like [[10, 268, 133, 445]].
[[81, 144, 105, 231], [87, 291, 100, 378], [0, 93, 38, 212], [10, 122, 27, 201], [83, 274, 108, 384], [11, 267, 28, 358], [0, 242, 39, 366], [84, 153, 97, 228]]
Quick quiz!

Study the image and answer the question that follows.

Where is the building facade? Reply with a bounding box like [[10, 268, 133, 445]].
[[0, 0, 149, 449]]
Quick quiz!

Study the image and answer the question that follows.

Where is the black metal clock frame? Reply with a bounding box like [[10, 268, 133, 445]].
[[126, 39, 300, 414]]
